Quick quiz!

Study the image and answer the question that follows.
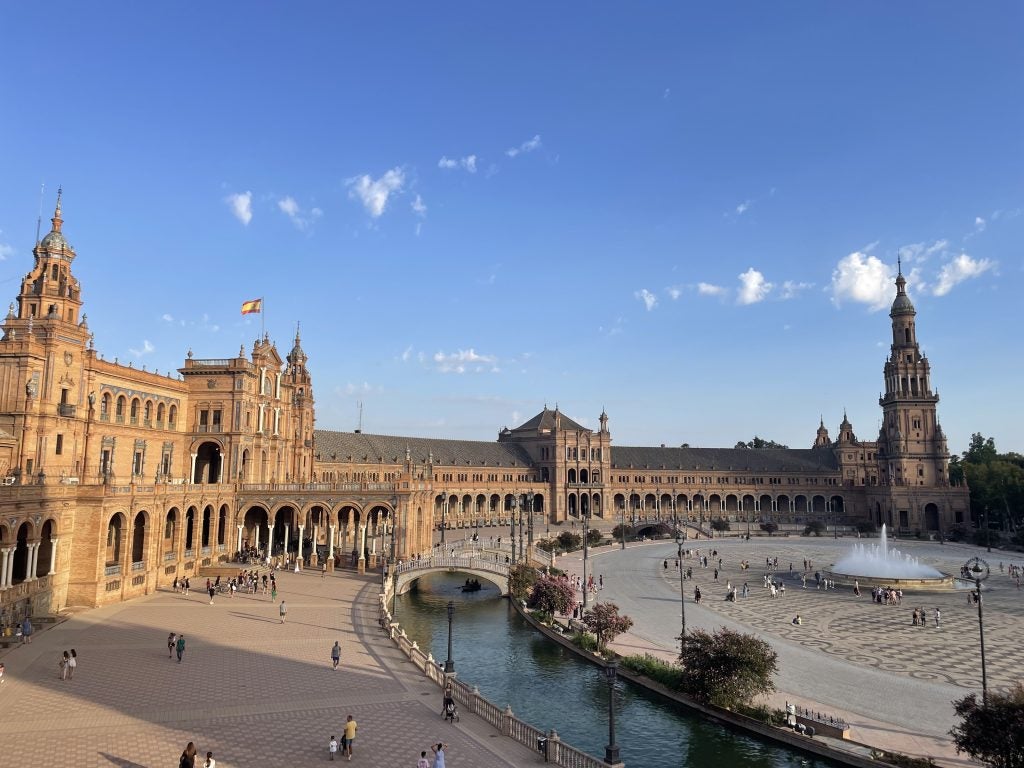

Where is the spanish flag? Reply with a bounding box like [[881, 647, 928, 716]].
[[241, 298, 262, 315]]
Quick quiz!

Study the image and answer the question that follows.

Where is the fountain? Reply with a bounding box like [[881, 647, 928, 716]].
[[826, 524, 953, 589]]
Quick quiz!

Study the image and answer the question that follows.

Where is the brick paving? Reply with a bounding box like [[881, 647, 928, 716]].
[[0, 570, 544, 768]]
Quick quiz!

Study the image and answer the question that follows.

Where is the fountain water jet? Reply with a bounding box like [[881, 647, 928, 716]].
[[827, 524, 952, 589]]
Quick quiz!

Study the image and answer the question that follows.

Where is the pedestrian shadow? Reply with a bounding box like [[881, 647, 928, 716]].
[[99, 753, 148, 768], [227, 612, 280, 624]]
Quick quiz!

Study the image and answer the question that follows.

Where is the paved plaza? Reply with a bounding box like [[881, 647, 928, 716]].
[[558, 534, 1023, 767], [0, 569, 543, 768]]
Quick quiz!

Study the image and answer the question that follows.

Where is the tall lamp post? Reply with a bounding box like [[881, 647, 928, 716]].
[[965, 557, 990, 705], [524, 493, 534, 555], [604, 661, 620, 765], [676, 532, 687, 650], [582, 505, 591, 610], [620, 494, 627, 550], [509, 495, 518, 565], [444, 600, 456, 674]]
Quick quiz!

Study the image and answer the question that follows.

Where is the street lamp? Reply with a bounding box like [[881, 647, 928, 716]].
[[619, 494, 627, 550], [676, 532, 687, 649], [509, 495, 518, 565], [582, 503, 591, 610], [444, 600, 456, 674], [604, 661, 620, 765], [965, 557, 990, 706], [524, 493, 534, 554]]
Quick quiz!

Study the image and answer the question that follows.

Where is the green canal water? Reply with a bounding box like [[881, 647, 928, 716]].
[[395, 572, 840, 768]]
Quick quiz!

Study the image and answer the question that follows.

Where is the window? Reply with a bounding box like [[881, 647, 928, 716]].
[[133, 451, 143, 476], [55, 434, 64, 455]]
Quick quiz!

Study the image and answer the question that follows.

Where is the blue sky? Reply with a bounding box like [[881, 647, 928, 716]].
[[1, 3, 1021, 453]]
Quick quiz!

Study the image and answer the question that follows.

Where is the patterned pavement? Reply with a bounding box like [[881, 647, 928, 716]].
[[0, 570, 545, 768]]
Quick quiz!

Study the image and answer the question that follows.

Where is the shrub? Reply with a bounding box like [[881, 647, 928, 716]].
[[586, 528, 602, 546], [557, 531, 582, 551], [710, 518, 731, 532], [508, 563, 539, 600], [582, 602, 634, 652], [621, 653, 684, 689], [803, 519, 826, 537], [527, 574, 576, 617], [678, 628, 778, 709], [759, 521, 778, 535], [572, 631, 598, 653], [950, 683, 1024, 768], [972, 528, 1002, 548], [855, 520, 877, 535]]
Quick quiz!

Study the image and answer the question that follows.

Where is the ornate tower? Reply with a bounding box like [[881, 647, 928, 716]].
[[285, 325, 315, 481], [876, 266, 948, 486]]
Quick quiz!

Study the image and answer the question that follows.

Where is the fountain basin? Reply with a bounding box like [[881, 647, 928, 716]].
[[822, 569, 955, 591]]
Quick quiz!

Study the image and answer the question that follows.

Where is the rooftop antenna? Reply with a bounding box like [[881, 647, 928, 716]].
[[35, 182, 45, 243]]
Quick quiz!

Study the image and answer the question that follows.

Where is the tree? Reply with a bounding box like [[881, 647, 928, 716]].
[[508, 563, 539, 601], [759, 521, 778, 536], [710, 518, 731, 532], [958, 435, 1024, 533], [527, 575, 576, 619], [950, 683, 1024, 768], [581, 602, 634, 652], [677, 627, 778, 709], [557, 531, 582, 552], [585, 527, 602, 546], [803, 519, 826, 536], [612, 524, 633, 542], [734, 436, 789, 450]]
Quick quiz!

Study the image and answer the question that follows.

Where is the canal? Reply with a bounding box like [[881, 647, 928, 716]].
[[395, 572, 840, 768]]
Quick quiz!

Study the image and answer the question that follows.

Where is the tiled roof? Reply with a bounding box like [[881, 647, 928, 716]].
[[314, 430, 533, 467], [511, 407, 589, 433], [610, 446, 839, 473]]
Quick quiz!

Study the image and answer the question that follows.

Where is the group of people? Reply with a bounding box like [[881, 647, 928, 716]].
[[178, 742, 215, 768], [911, 606, 940, 627], [872, 586, 904, 605], [327, 715, 358, 761], [57, 648, 78, 680], [172, 576, 192, 595], [167, 632, 187, 662]]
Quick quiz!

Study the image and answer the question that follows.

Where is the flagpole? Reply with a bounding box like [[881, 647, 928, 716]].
[[261, 296, 265, 339]]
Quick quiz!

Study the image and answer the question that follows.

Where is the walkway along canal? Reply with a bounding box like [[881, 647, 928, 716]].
[[389, 571, 843, 768]]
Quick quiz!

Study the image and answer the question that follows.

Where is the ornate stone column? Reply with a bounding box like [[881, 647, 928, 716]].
[[283, 523, 290, 564], [236, 525, 244, 556], [327, 524, 336, 572], [0, 547, 11, 588], [297, 524, 305, 567], [48, 537, 59, 575], [357, 524, 366, 574], [27, 541, 39, 582], [4, 547, 15, 587], [189, 453, 198, 483]]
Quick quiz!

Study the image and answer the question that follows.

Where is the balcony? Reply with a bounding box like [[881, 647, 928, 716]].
[[116, 415, 125, 424], [131, 561, 145, 571], [57, 403, 76, 417], [104, 564, 121, 576]]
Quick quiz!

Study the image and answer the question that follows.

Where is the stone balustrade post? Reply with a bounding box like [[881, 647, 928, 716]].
[[503, 705, 514, 736]]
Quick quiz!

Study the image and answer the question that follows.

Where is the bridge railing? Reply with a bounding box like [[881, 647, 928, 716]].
[[394, 555, 510, 578], [378, 593, 615, 768]]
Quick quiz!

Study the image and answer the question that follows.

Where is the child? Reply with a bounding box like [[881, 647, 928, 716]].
[[329, 736, 338, 761]]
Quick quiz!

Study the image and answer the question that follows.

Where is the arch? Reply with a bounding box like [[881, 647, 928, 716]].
[[777, 495, 791, 515], [812, 495, 827, 514], [106, 513, 125, 566], [709, 494, 723, 515], [201, 505, 213, 547], [830, 495, 845, 516], [794, 495, 809, 514], [193, 441, 223, 483], [164, 507, 178, 551], [592, 493, 602, 517], [101, 392, 112, 420], [115, 395, 126, 422], [725, 494, 739, 513], [11, 522, 32, 584], [157, 402, 166, 425], [580, 468, 589, 483], [759, 494, 773, 518], [184, 506, 197, 551], [567, 493, 578, 517], [131, 511, 147, 564], [242, 504, 271, 553], [168, 404, 178, 428], [36, 519, 55, 578], [567, 468, 577, 484], [924, 503, 939, 531], [643, 494, 657, 516], [218, 504, 228, 546], [130, 397, 140, 424], [144, 400, 153, 424]]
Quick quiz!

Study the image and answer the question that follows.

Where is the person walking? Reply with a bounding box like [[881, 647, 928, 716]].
[[416, 750, 430, 768], [431, 742, 448, 768], [329, 736, 339, 761], [184, 577, 190, 596], [343, 714, 357, 760], [208, 584, 216, 604], [203, 751, 215, 768], [279, 600, 287, 623], [168, 632, 177, 658], [176, 634, 186, 663], [21, 616, 33, 644], [179, 742, 197, 768], [331, 641, 341, 670], [68, 648, 77, 679], [934, 608, 941, 628], [59, 650, 69, 680]]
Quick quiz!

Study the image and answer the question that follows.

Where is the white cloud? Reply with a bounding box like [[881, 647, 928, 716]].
[[401, 345, 413, 362], [933, 253, 995, 296], [902, 239, 949, 264], [634, 289, 658, 311], [830, 252, 894, 311], [129, 339, 154, 357], [974, 216, 986, 232], [411, 194, 427, 217], [438, 155, 478, 173], [346, 168, 405, 218], [277, 196, 322, 231], [667, 287, 682, 300], [0, 242, 13, 260], [341, 381, 373, 396], [433, 348, 498, 374], [697, 282, 725, 296], [663, 88, 671, 99], [225, 191, 253, 225], [778, 280, 813, 300], [161, 313, 174, 323], [505, 134, 542, 158], [737, 268, 772, 305], [736, 200, 752, 215]]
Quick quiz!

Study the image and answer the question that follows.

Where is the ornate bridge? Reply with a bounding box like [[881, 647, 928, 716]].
[[389, 543, 553, 597]]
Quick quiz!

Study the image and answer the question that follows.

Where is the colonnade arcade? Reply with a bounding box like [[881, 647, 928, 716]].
[[239, 501, 397, 569], [579, 492, 848, 525], [434, 493, 547, 530], [0, 519, 58, 590]]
